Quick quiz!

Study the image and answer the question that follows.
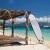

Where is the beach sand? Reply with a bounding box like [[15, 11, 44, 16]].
[[0, 30, 50, 50], [0, 44, 50, 50]]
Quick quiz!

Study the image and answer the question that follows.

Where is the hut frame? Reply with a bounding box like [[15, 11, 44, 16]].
[[0, 9, 31, 45]]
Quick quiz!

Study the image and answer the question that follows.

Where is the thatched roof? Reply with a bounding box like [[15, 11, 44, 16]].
[[0, 9, 30, 20]]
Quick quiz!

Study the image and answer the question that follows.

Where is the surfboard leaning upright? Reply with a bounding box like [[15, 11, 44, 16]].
[[29, 14, 44, 43]]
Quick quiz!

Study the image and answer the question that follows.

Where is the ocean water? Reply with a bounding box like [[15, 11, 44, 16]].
[[0, 26, 50, 41]]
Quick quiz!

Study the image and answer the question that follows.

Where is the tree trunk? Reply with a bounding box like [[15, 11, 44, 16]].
[[25, 12, 29, 45], [12, 18, 14, 37], [3, 20, 5, 35]]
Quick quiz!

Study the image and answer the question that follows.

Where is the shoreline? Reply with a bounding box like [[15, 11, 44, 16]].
[[0, 30, 50, 49]]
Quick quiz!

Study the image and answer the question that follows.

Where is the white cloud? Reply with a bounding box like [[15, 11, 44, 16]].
[[15, 17, 26, 23], [9, 17, 26, 23], [8, 15, 50, 23], [39, 17, 43, 21], [0, 15, 50, 25]]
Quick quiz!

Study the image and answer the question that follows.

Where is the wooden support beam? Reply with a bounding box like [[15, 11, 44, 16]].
[[3, 20, 5, 35], [11, 18, 14, 37], [25, 12, 29, 45]]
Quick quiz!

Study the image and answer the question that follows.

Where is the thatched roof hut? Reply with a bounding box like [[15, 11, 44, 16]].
[[0, 9, 31, 45], [0, 9, 30, 20]]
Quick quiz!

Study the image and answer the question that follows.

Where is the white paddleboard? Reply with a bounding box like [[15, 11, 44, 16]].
[[29, 14, 44, 43]]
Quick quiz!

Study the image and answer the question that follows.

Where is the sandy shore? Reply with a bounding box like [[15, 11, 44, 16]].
[[0, 44, 50, 50], [0, 30, 50, 50]]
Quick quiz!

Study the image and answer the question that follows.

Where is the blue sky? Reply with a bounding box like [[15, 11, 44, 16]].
[[0, 0, 50, 17]]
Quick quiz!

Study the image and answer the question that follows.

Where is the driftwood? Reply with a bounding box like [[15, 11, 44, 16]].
[[0, 35, 25, 45]]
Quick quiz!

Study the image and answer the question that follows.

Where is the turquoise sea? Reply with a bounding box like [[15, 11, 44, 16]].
[[0, 26, 50, 41]]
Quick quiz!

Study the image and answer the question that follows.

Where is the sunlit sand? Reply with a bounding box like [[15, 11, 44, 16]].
[[0, 30, 50, 50]]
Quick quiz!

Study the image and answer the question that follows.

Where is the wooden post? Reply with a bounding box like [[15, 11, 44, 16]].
[[3, 20, 5, 35], [11, 18, 14, 37], [25, 12, 29, 45]]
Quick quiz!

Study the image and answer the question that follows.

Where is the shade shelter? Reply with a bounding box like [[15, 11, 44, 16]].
[[0, 9, 31, 45]]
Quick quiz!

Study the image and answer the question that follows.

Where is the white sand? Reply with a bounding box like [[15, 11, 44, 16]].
[[0, 30, 50, 50], [0, 44, 50, 50]]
